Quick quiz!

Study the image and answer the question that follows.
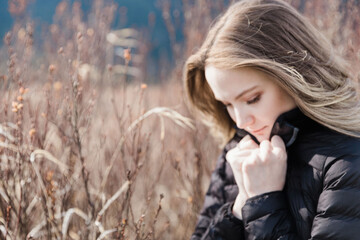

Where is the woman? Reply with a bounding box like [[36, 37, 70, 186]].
[[183, 0, 360, 239]]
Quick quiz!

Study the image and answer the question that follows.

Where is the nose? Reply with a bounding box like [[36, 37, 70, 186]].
[[234, 106, 253, 129]]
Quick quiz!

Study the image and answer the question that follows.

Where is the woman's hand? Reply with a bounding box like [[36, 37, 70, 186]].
[[226, 135, 257, 219], [242, 135, 287, 197], [226, 135, 288, 219]]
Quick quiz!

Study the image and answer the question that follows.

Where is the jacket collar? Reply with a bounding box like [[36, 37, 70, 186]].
[[235, 108, 320, 147]]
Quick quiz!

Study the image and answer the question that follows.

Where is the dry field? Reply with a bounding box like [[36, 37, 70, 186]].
[[0, 0, 359, 239]]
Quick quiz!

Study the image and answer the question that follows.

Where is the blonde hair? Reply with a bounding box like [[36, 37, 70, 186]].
[[184, 0, 360, 146]]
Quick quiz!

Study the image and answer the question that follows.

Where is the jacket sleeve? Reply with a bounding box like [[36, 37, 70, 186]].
[[310, 153, 360, 239], [240, 153, 360, 240], [191, 151, 245, 240], [241, 191, 299, 240]]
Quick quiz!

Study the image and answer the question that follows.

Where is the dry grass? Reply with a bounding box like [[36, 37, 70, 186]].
[[0, 0, 359, 239]]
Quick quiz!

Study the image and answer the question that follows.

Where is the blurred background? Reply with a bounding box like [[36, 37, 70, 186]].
[[0, 0, 359, 239], [0, 0, 188, 81]]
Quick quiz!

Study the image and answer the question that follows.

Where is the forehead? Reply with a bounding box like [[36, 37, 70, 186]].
[[204, 66, 271, 101]]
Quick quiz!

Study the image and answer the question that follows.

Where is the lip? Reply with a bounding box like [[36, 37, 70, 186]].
[[249, 126, 267, 134]]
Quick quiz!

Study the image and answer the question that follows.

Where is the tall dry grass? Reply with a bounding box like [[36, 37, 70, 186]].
[[0, 0, 359, 239]]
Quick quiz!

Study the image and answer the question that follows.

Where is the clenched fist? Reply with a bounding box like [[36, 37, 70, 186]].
[[226, 135, 287, 219]]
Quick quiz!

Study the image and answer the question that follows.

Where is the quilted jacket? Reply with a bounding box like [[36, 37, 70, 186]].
[[191, 108, 360, 240]]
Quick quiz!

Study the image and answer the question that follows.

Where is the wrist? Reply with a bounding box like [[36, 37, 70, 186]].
[[232, 194, 247, 220], [241, 191, 286, 224]]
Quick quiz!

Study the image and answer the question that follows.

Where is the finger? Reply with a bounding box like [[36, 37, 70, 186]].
[[241, 150, 260, 172], [259, 140, 272, 161], [271, 135, 287, 161], [271, 135, 286, 150], [239, 135, 251, 145], [226, 148, 254, 163], [238, 135, 258, 150]]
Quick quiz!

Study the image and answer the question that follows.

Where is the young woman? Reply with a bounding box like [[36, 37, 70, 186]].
[[183, 0, 360, 239]]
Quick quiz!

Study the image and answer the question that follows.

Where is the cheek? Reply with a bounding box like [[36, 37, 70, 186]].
[[263, 91, 295, 123], [275, 94, 296, 115], [258, 95, 282, 123]]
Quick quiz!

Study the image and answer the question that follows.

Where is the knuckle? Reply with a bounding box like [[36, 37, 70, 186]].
[[243, 157, 256, 168], [264, 148, 272, 156], [262, 155, 271, 164], [226, 155, 234, 164], [242, 160, 255, 174], [275, 149, 287, 161], [280, 152, 288, 161], [242, 162, 250, 173], [226, 149, 235, 158], [226, 155, 241, 169], [260, 139, 270, 146], [240, 136, 257, 150]]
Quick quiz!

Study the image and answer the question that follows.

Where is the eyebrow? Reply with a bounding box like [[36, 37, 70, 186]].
[[220, 85, 259, 103]]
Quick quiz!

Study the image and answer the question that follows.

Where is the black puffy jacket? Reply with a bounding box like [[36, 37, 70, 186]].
[[191, 108, 360, 240]]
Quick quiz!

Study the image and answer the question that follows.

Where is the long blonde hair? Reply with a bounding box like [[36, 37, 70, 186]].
[[184, 0, 360, 145]]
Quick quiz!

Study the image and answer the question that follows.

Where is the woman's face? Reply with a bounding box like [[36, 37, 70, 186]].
[[205, 66, 296, 142]]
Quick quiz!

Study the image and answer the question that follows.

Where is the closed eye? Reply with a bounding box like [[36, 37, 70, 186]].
[[220, 92, 261, 108], [247, 94, 261, 104]]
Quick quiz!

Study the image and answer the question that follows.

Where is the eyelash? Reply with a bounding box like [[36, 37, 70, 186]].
[[222, 94, 261, 109], [247, 94, 261, 104]]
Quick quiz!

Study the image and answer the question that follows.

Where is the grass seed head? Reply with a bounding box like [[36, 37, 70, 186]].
[[49, 64, 56, 74], [29, 128, 36, 137]]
